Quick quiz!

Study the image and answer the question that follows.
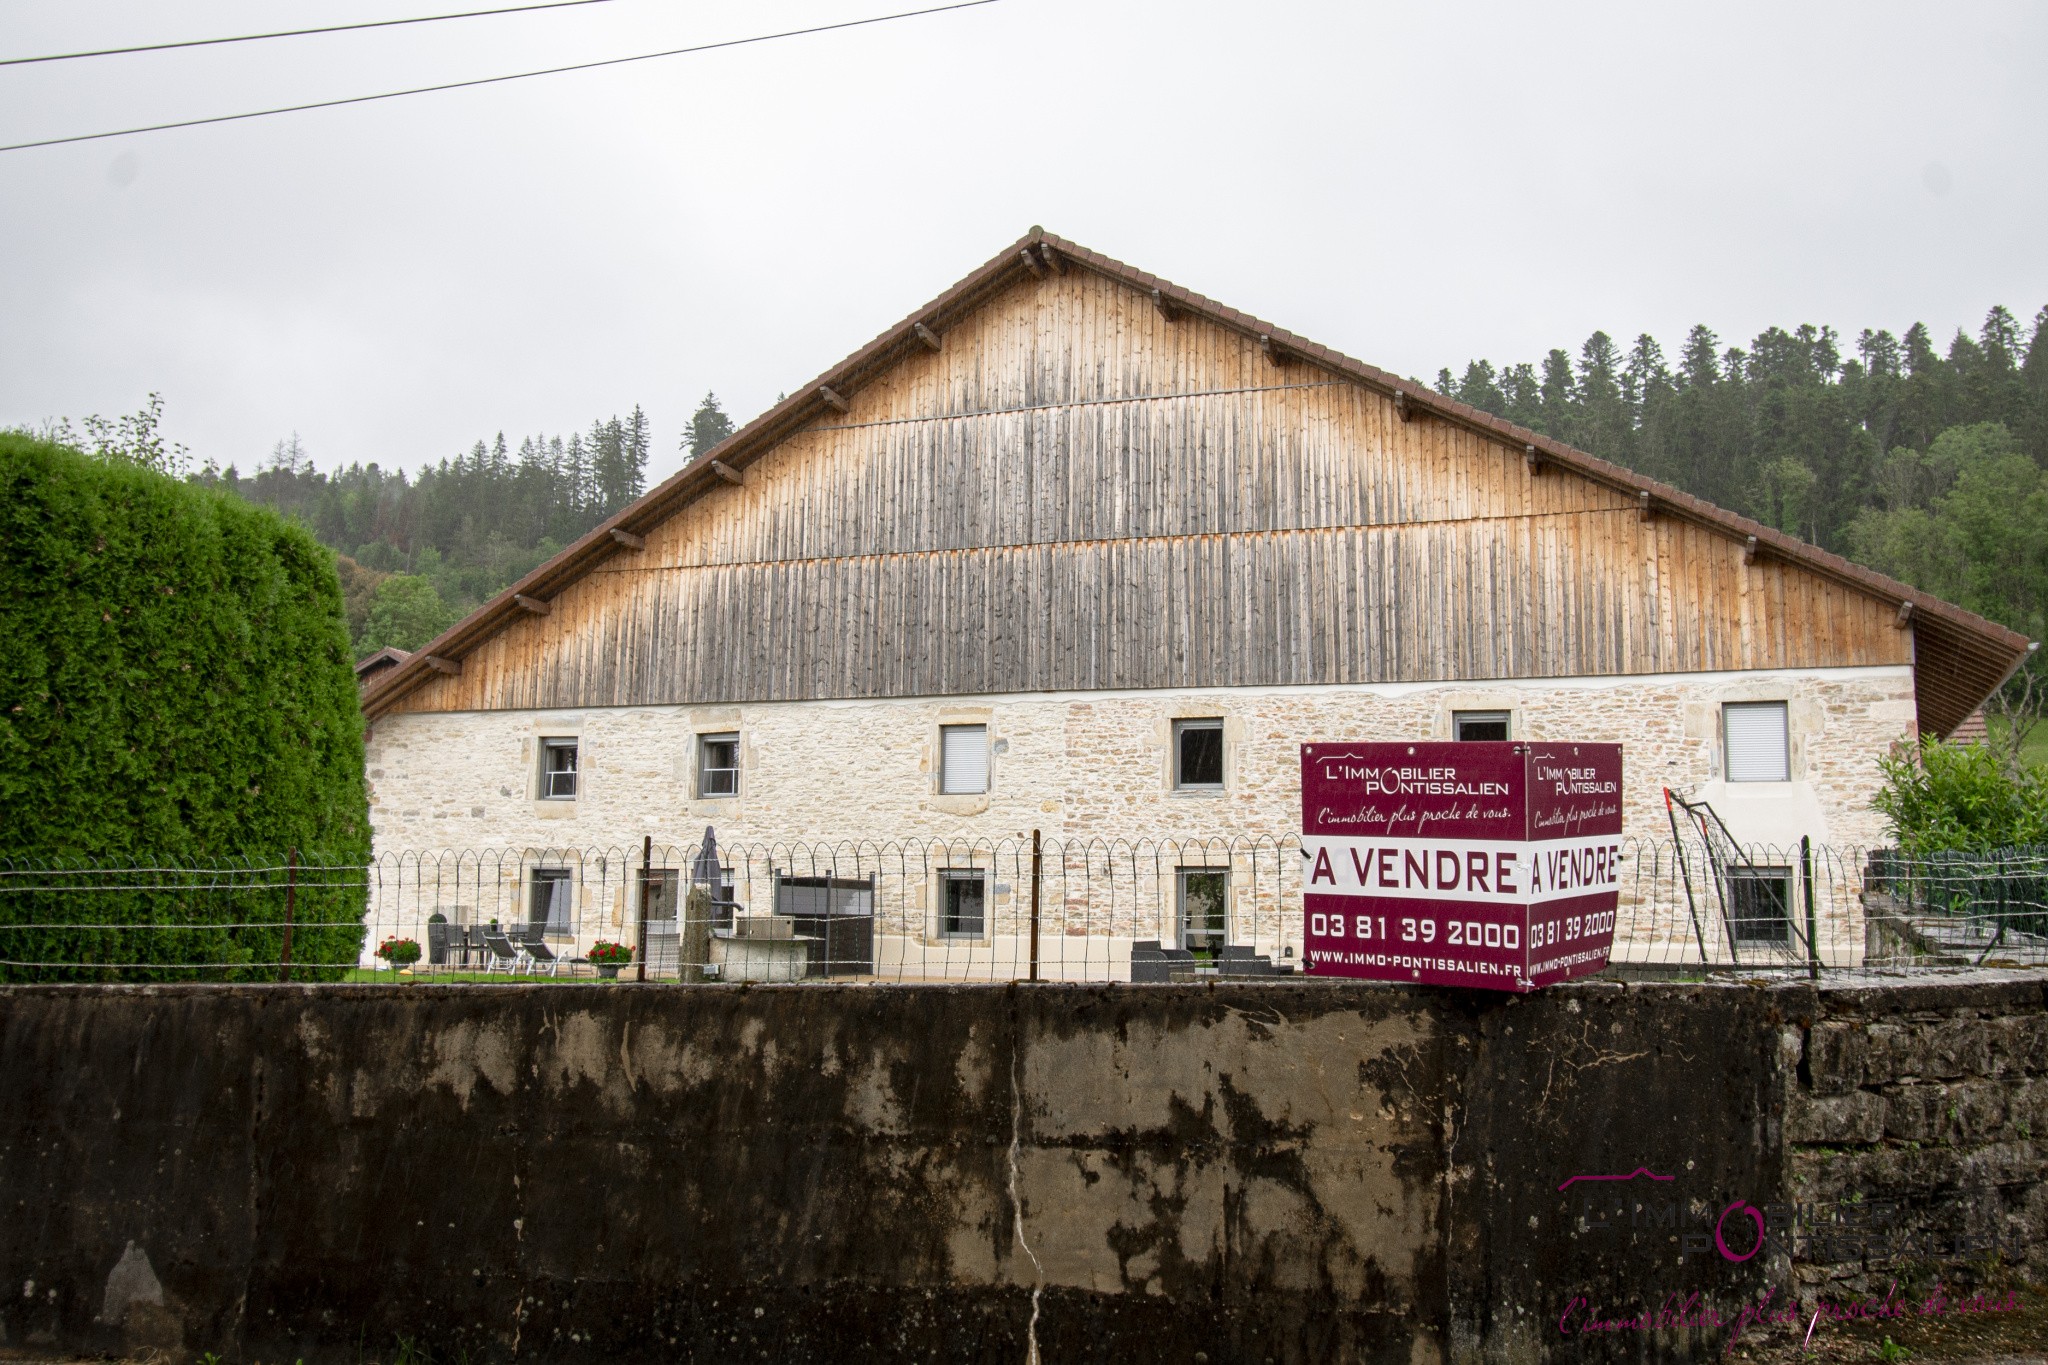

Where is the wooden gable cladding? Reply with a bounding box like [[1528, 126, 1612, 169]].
[[385, 268, 1909, 717], [575, 270, 1643, 572], [393, 518, 1908, 716]]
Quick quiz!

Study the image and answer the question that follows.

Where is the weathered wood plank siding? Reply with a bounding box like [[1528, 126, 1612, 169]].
[[389, 271, 1909, 715]]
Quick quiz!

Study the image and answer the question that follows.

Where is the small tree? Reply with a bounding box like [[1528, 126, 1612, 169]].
[[46, 393, 190, 477], [357, 574, 456, 654]]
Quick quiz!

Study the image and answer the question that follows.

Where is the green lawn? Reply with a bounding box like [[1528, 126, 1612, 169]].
[[338, 967, 617, 984], [1983, 713, 2048, 769]]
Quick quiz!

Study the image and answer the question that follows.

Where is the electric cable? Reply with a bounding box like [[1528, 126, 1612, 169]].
[[0, 0, 1002, 153], [0, 0, 626, 68]]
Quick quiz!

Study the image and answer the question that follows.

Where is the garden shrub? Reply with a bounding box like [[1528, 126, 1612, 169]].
[[1872, 738, 2048, 854], [0, 432, 370, 979]]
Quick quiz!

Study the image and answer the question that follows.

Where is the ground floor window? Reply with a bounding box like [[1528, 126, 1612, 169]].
[[529, 867, 574, 937], [1727, 867, 1793, 945], [1178, 868, 1228, 960], [939, 870, 986, 939], [643, 868, 679, 930]]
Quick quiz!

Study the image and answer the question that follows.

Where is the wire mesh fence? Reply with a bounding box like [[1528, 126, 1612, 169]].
[[2, 835, 2045, 984]]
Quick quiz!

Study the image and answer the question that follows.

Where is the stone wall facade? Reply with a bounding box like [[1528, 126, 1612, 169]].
[[361, 665, 1914, 972], [366, 665, 1912, 853]]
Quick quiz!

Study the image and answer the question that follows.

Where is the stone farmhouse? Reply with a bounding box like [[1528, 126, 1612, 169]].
[[356, 229, 2031, 975]]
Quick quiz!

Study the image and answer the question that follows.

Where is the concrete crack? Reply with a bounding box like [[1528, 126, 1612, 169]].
[[1008, 1036, 1042, 1365]]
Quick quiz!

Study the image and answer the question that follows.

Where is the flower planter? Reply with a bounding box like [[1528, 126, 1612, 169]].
[[587, 941, 632, 980]]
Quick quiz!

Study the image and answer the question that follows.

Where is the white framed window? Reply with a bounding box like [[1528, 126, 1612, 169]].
[[1454, 710, 1511, 742], [696, 732, 739, 798], [1178, 868, 1228, 958], [1173, 718, 1224, 789], [940, 724, 988, 794], [938, 870, 986, 939], [1728, 867, 1794, 945], [1723, 702, 1790, 783], [538, 737, 579, 799]]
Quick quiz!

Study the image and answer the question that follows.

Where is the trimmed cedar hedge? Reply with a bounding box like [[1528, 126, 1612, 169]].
[[0, 432, 370, 979]]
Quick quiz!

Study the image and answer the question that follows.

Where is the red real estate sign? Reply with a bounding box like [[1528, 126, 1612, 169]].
[[1300, 741, 1623, 991]]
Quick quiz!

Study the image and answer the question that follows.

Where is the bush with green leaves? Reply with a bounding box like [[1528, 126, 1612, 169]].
[[1872, 739, 2048, 855], [356, 572, 457, 654], [0, 431, 370, 979]]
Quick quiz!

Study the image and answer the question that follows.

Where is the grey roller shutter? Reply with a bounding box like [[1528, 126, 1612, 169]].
[[940, 725, 988, 794], [1724, 702, 1790, 782]]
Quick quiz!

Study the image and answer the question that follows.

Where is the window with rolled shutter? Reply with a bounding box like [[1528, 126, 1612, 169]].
[[940, 724, 988, 794], [1723, 702, 1790, 782]]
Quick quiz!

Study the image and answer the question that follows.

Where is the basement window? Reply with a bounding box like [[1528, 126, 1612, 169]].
[[1173, 718, 1224, 789], [1454, 710, 1511, 742], [538, 738, 579, 800], [1723, 702, 1790, 783], [697, 732, 739, 798], [939, 870, 986, 939], [940, 724, 988, 795], [1728, 868, 1794, 946]]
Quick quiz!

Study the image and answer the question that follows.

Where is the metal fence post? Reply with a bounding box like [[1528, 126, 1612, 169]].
[[636, 834, 651, 984], [1801, 835, 1820, 981], [280, 847, 297, 983], [1029, 829, 1042, 983]]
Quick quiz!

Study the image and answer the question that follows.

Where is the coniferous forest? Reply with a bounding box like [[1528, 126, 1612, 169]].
[[192, 394, 736, 656], [1435, 306, 2048, 739]]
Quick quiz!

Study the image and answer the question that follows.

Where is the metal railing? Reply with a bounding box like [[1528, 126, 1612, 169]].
[[2, 836, 2044, 983]]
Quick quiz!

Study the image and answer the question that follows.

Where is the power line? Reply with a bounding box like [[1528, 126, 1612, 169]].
[[0, 0, 625, 68], [0, 1, 1002, 153]]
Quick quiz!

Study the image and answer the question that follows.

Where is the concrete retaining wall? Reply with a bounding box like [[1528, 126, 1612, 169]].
[[0, 975, 2040, 1364]]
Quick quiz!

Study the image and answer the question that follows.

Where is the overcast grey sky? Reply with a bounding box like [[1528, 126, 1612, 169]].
[[3, 1, 2043, 486]]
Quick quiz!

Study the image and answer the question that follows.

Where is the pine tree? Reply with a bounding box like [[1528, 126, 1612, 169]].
[[686, 393, 736, 458], [623, 405, 651, 503], [2021, 307, 2048, 466], [1536, 351, 1576, 441], [1456, 360, 1507, 415], [563, 433, 588, 513], [1573, 332, 1632, 466]]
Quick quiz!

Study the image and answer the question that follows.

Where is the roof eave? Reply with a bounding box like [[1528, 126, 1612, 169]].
[[362, 227, 2034, 726]]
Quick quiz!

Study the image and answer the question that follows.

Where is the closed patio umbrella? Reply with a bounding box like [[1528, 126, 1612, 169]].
[[691, 826, 720, 890]]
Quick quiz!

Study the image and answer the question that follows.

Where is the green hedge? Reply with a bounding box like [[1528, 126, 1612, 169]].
[[0, 433, 370, 978]]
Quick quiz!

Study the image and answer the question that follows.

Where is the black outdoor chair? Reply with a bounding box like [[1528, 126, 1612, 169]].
[[481, 930, 523, 973], [517, 932, 570, 977]]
